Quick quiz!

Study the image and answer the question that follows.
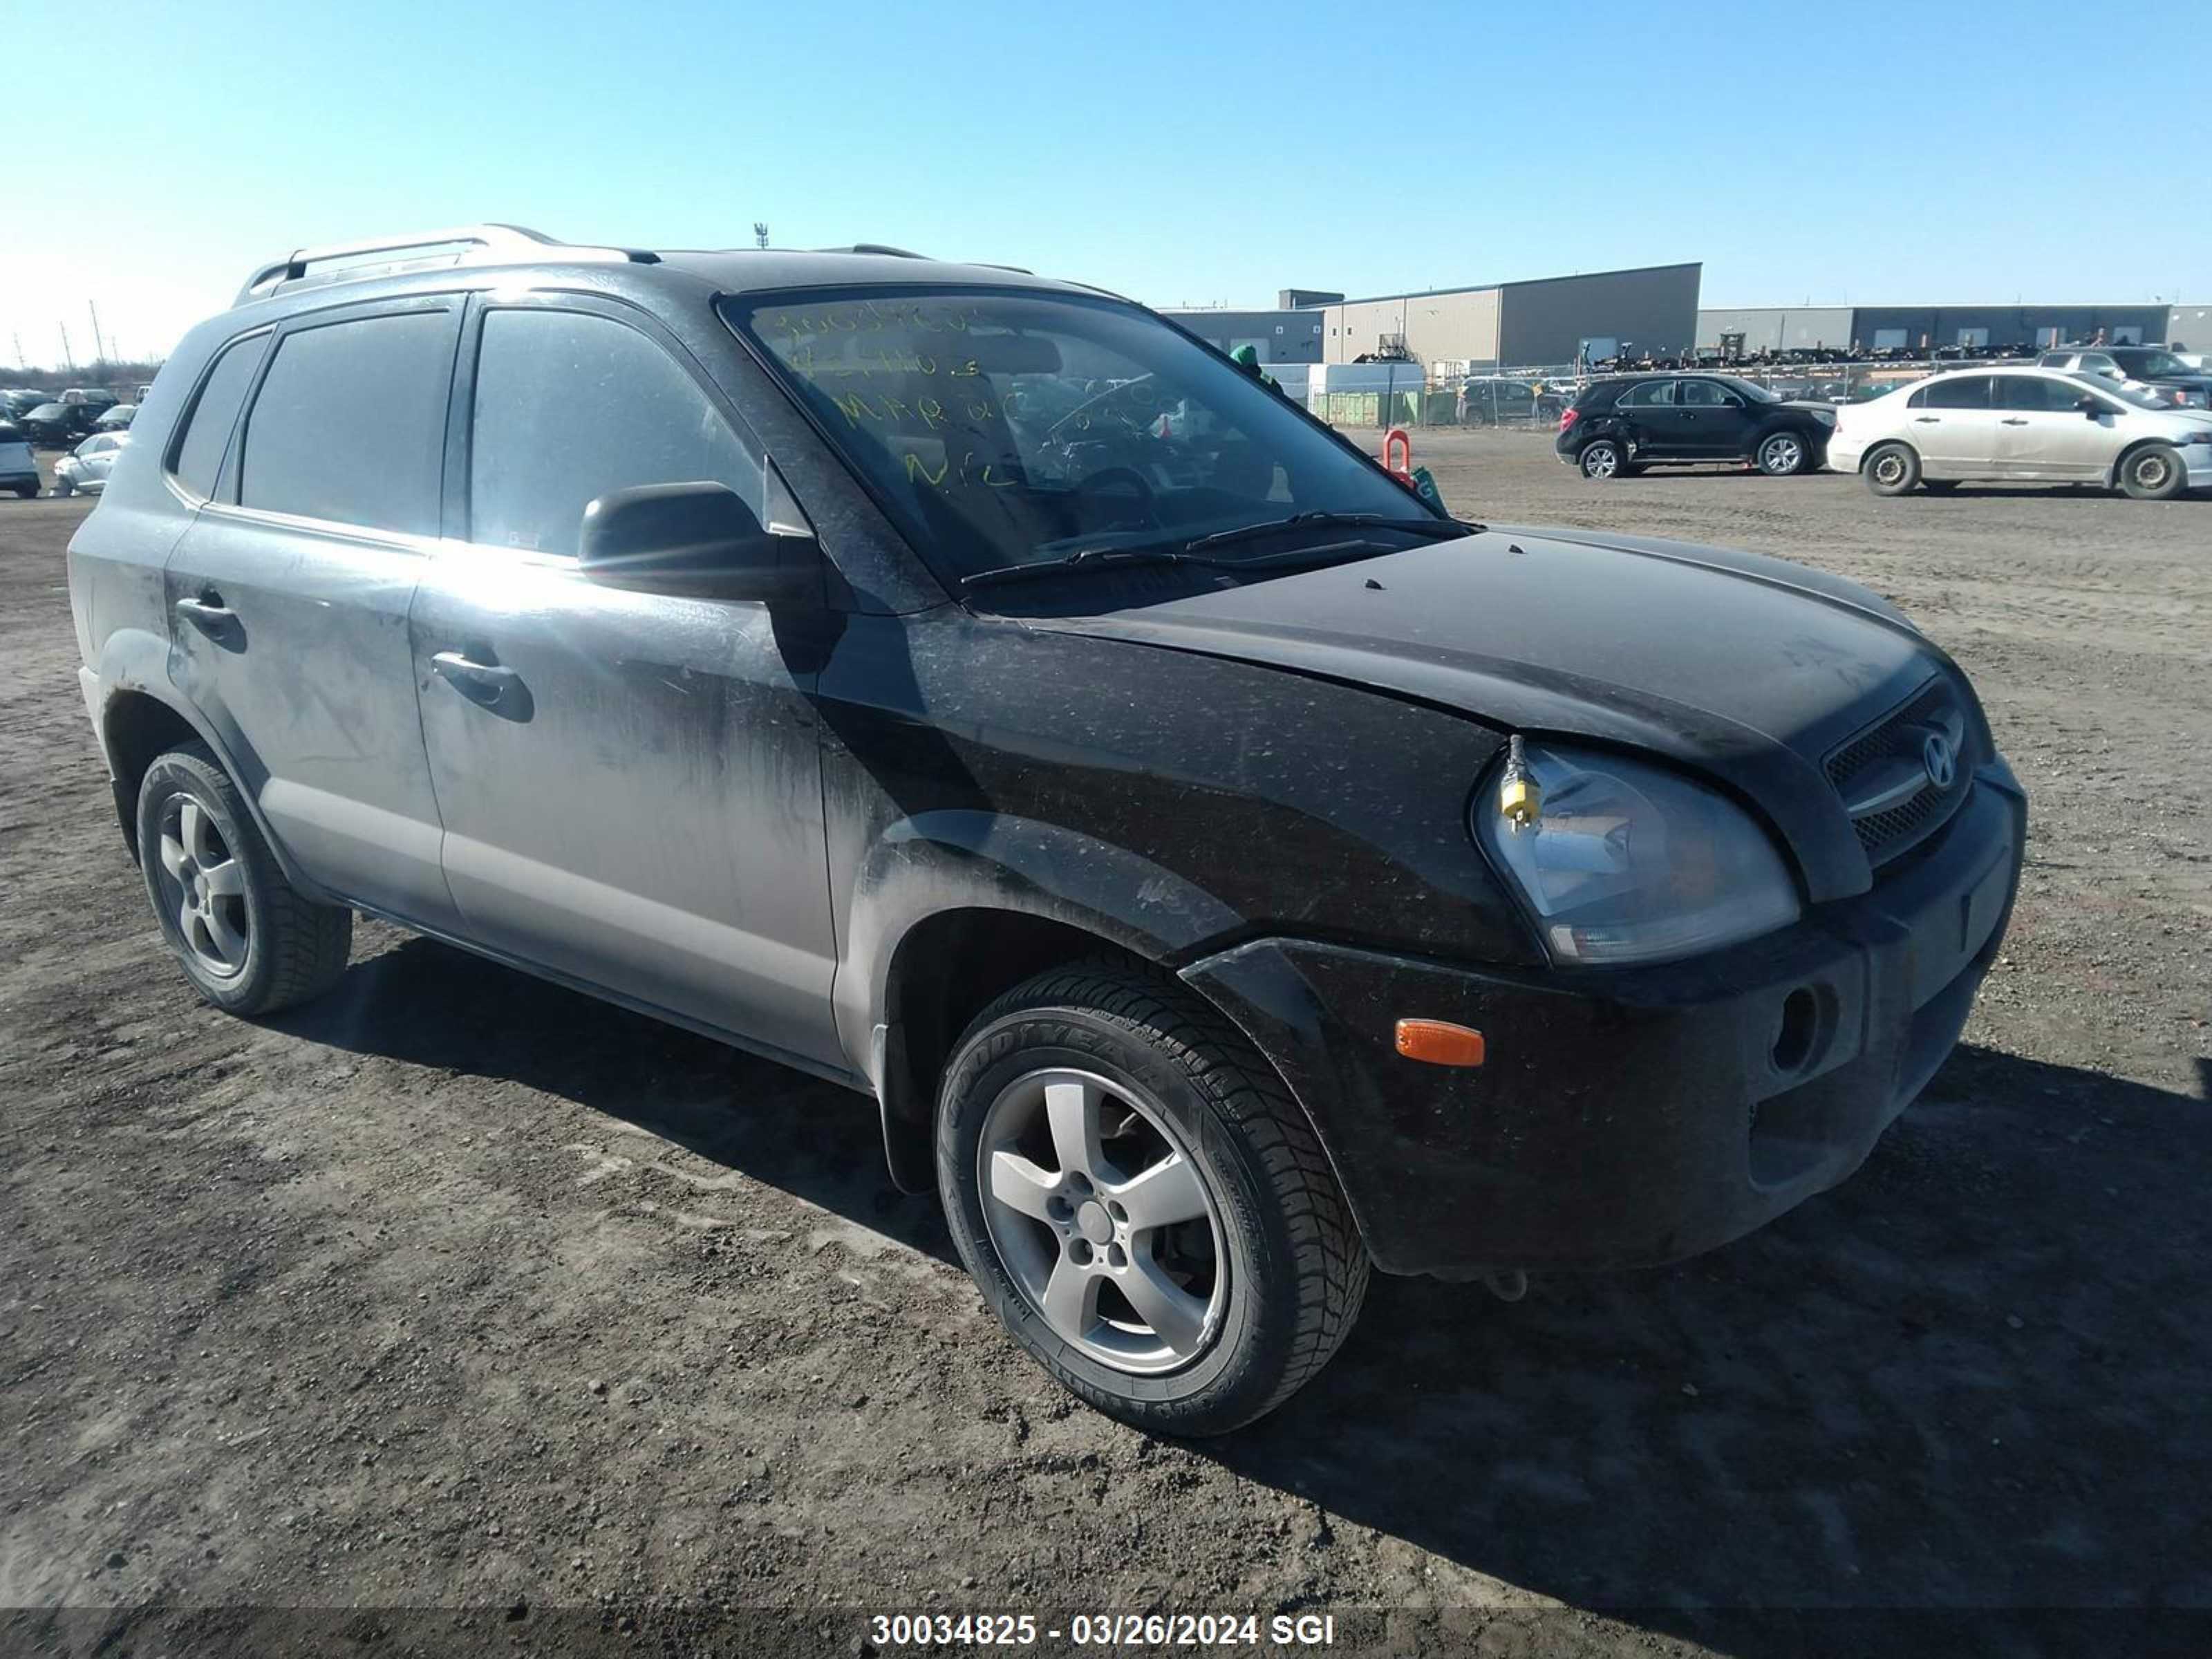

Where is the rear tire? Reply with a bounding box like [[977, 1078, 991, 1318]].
[[1864, 442, 1922, 496], [1579, 438, 1626, 480], [1755, 429, 1811, 476], [1922, 479, 1960, 494], [10, 483, 34, 499], [937, 962, 1368, 1436], [135, 742, 353, 1016], [2119, 443, 2186, 500]]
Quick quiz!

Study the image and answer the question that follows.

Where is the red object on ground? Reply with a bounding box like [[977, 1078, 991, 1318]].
[[1382, 426, 1413, 482]]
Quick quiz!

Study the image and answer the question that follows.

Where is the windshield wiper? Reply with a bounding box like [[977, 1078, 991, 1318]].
[[1181, 510, 1473, 553], [959, 544, 1196, 590]]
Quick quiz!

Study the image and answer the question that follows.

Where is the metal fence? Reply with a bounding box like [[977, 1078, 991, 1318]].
[[1313, 357, 1996, 429]]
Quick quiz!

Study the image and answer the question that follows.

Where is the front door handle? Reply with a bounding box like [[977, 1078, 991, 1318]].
[[1913, 416, 1941, 424], [431, 650, 525, 711], [2000, 417, 2030, 425]]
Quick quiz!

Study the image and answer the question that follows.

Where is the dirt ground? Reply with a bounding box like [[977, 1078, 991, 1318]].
[[2, 433, 2208, 1657]]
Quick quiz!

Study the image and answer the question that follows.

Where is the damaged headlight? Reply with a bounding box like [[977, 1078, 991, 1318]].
[[1475, 742, 1801, 966]]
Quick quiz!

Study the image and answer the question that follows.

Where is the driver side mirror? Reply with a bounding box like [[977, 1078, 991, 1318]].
[[579, 482, 818, 604], [2075, 395, 2103, 418]]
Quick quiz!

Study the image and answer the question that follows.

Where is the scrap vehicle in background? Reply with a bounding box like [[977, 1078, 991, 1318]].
[[2036, 346, 2212, 409], [68, 224, 2025, 1435], [0, 421, 39, 498], [53, 430, 129, 495], [1555, 372, 1837, 479], [1828, 366, 2212, 498], [18, 401, 101, 445], [93, 402, 137, 432]]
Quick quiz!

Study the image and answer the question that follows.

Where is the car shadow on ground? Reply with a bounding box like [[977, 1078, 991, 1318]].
[[1210, 1045, 2212, 1633], [272, 935, 2211, 1631], [268, 930, 958, 1266]]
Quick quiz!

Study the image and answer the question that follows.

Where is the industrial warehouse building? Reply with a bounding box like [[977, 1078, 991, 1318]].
[[1696, 302, 2193, 355], [1167, 261, 1703, 371]]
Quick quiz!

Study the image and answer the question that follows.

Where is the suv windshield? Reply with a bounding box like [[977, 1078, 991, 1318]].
[[724, 288, 1445, 585]]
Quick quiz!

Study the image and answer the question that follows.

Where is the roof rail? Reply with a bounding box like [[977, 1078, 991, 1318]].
[[234, 224, 658, 306], [816, 243, 931, 259]]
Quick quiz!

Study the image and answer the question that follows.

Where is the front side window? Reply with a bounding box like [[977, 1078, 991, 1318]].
[[467, 308, 763, 559], [1677, 379, 1741, 408], [238, 310, 454, 536], [170, 332, 266, 499], [1997, 376, 2083, 412], [727, 287, 1435, 586]]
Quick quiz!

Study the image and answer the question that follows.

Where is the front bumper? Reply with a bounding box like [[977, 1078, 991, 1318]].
[[1183, 765, 2026, 1277]]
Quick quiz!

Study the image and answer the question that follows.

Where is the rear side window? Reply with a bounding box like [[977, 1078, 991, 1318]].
[[170, 335, 265, 498], [238, 310, 454, 536], [1620, 381, 1676, 408], [465, 308, 762, 558], [1910, 377, 1991, 409]]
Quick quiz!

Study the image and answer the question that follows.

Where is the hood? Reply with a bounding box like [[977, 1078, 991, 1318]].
[[1030, 527, 1962, 901]]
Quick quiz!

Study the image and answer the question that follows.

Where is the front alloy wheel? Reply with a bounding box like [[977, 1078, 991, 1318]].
[[1756, 431, 1808, 476], [938, 963, 1369, 1436], [977, 1067, 1225, 1374]]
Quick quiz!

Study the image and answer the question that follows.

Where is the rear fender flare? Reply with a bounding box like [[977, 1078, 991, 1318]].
[[88, 628, 330, 899]]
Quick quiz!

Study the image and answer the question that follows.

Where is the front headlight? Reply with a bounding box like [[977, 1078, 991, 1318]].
[[1474, 742, 1801, 966]]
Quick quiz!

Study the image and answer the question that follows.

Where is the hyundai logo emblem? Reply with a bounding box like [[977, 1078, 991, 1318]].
[[1922, 732, 1957, 790]]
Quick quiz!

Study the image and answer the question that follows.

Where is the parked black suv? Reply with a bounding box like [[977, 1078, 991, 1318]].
[[1557, 373, 1837, 479], [67, 226, 2025, 1434]]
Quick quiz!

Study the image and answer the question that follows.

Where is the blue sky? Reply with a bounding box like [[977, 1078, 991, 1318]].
[[10, 0, 2207, 369]]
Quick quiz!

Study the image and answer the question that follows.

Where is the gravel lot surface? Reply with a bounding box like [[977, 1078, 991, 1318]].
[[3, 433, 2207, 1656]]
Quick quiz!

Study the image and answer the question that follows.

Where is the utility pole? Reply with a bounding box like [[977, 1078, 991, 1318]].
[[89, 300, 109, 368], [59, 322, 75, 373], [10, 331, 22, 370]]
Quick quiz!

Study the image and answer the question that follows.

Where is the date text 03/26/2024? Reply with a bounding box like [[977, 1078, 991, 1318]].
[[868, 1613, 1338, 1648]]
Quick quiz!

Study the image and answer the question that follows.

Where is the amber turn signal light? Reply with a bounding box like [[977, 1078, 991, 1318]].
[[1394, 1019, 1485, 1067]]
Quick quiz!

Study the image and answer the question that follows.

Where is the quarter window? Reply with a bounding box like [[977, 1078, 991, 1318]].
[[467, 308, 762, 559], [170, 333, 266, 499], [238, 310, 455, 536]]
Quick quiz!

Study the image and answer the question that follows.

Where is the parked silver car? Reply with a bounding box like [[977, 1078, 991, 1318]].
[[53, 431, 129, 496], [1827, 367, 2212, 498]]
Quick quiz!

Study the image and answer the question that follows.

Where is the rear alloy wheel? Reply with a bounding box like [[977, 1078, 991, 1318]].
[[1864, 442, 1922, 496], [938, 962, 1368, 1436], [136, 742, 353, 1015], [1756, 430, 1810, 476], [1579, 438, 1625, 480], [2119, 443, 2186, 500]]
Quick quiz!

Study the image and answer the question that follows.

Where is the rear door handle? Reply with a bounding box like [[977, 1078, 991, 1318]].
[[1913, 416, 1941, 423], [2000, 417, 2030, 425], [431, 650, 525, 710], [175, 592, 238, 639]]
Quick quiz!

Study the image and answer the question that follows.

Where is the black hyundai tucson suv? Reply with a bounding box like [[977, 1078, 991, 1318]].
[[67, 225, 2025, 1434], [1557, 372, 1838, 479]]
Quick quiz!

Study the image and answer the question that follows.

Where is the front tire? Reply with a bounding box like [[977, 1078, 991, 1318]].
[[1579, 438, 1626, 480], [2119, 443, 2186, 500], [135, 742, 353, 1015], [1755, 429, 1811, 476], [1864, 441, 1922, 496], [937, 962, 1368, 1436]]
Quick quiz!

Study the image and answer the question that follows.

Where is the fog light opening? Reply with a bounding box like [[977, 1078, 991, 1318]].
[[1772, 988, 1818, 1073]]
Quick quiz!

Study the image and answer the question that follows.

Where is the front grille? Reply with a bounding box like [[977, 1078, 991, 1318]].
[[1824, 679, 1974, 866]]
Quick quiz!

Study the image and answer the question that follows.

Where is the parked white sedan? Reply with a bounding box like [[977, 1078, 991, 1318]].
[[1828, 367, 2212, 499], [52, 431, 129, 496]]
